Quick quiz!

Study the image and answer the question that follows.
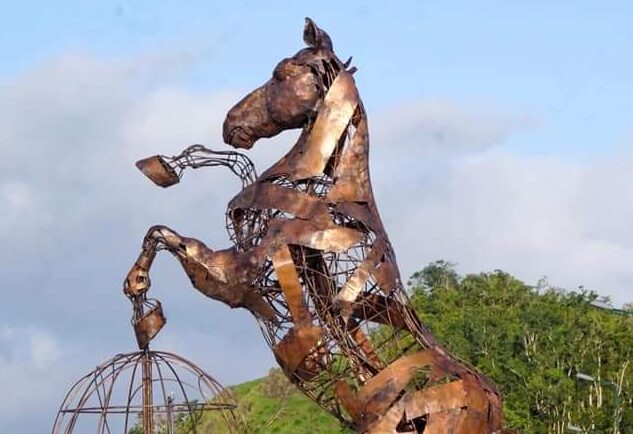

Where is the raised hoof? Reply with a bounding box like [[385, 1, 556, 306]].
[[124, 264, 151, 297], [136, 155, 180, 188]]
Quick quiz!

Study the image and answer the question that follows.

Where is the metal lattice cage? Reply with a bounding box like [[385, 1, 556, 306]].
[[52, 350, 241, 434]]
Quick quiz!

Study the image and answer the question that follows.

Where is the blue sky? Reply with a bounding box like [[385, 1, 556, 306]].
[[1, 2, 632, 432], [3, 0, 632, 156]]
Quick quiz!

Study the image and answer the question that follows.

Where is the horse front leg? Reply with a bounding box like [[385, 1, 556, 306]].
[[123, 225, 275, 320]]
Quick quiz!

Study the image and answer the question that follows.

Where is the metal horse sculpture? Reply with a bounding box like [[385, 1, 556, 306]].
[[125, 19, 507, 433]]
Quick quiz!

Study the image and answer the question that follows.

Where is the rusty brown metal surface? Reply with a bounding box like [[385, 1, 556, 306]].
[[136, 155, 180, 188], [132, 299, 166, 349], [123, 17, 507, 433], [141, 351, 154, 434]]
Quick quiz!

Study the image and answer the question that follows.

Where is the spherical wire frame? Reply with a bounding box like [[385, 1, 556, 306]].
[[52, 350, 242, 434]]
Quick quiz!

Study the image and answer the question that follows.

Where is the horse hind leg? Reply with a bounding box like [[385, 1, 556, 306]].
[[123, 225, 274, 320], [362, 375, 503, 434]]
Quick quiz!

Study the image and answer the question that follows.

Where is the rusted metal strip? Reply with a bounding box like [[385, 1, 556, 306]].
[[292, 71, 359, 180], [273, 325, 323, 375], [229, 181, 329, 220], [363, 399, 406, 433], [272, 244, 311, 325], [337, 240, 387, 303], [487, 390, 505, 432], [329, 114, 372, 202], [142, 351, 154, 434], [267, 218, 364, 252], [373, 257, 399, 293], [332, 202, 380, 232], [306, 226, 363, 251], [337, 267, 371, 303], [358, 351, 438, 419], [348, 293, 408, 328], [336, 349, 440, 427], [334, 380, 362, 422], [422, 410, 463, 434], [463, 376, 489, 413], [347, 319, 383, 370], [454, 409, 488, 434], [401, 380, 468, 419]]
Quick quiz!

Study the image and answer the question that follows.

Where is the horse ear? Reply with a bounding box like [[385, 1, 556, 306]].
[[303, 17, 333, 50]]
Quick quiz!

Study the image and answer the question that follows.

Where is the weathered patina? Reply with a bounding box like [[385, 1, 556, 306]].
[[125, 18, 509, 433]]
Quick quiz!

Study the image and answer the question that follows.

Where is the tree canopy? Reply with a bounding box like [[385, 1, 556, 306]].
[[131, 262, 633, 433], [409, 261, 632, 433]]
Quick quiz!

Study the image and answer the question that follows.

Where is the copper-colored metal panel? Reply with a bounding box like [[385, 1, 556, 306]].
[[123, 263, 151, 297], [373, 258, 400, 293], [356, 350, 438, 416], [363, 400, 406, 433], [454, 409, 488, 434], [350, 294, 408, 328], [337, 267, 370, 303], [291, 71, 359, 180], [267, 218, 364, 252], [272, 244, 311, 325], [347, 319, 382, 370], [133, 301, 166, 350], [337, 240, 386, 303], [334, 380, 362, 422], [333, 202, 381, 232], [306, 226, 363, 251], [135, 155, 180, 188], [487, 390, 505, 431], [463, 376, 489, 414], [401, 380, 468, 419], [229, 182, 329, 220], [273, 325, 323, 374], [329, 114, 372, 202], [423, 410, 462, 434]]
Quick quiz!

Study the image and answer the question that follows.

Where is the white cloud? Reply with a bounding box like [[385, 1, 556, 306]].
[[0, 182, 51, 241], [0, 326, 67, 432], [1, 46, 631, 433], [381, 151, 633, 304]]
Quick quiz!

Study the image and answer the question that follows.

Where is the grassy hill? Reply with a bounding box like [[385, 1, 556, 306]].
[[180, 369, 351, 434], [134, 262, 633, 433], [230, 373, 351, 434]]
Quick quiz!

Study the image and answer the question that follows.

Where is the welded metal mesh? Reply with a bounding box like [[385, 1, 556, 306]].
[[52, 351, 241, 434]]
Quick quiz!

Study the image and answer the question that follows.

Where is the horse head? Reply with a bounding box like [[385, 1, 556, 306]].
[[223, 18, 345, 149]]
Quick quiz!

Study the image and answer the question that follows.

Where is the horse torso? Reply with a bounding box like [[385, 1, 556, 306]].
[[224, 70, 502, 432]]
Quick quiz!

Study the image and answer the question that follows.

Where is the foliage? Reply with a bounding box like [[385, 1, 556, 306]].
[[189, 372, 352, 434], [130, 262, 633, 433], [409, 261, 633, 434]]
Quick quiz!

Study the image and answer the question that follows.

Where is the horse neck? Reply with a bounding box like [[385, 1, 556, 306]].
[[261, 71, 374, 205]]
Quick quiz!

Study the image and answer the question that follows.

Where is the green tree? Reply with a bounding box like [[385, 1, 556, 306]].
[[410, 262, 633, 433]]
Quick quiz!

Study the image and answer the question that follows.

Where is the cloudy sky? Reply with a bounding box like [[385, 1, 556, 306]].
[[1, 1, 632, 432]]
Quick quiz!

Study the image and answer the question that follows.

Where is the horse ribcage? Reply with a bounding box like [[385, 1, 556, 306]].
[[228, 212, 426, 422]]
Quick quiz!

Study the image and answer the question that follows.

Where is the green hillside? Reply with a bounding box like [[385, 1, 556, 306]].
[[160, 368, 350, 434], [229, 372, 352, 434], [133, 262, 633, 433]]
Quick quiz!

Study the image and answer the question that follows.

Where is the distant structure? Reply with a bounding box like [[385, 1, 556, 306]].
[[125, 18, 509, 433], [52, 300, 241, 434]]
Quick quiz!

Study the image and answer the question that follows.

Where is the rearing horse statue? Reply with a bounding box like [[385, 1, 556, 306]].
[[125, 18, 507, 433]]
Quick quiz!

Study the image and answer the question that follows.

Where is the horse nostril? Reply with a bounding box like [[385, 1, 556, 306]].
[[224, 126, 254, 149]]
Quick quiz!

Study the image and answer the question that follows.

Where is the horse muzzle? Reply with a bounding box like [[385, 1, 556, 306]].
[[223, 83, 285, 149]]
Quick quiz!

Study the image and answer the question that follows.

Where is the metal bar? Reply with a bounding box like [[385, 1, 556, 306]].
[[142, 350, 153, 434]]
